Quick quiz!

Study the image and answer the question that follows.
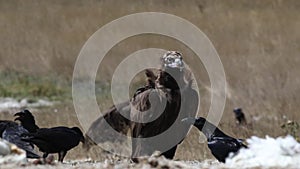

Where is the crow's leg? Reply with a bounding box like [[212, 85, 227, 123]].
[[42, 152, 49, 159], [161, 145, 178, 159], [42, 152, 49, 163], [58, 151, 67, 162]]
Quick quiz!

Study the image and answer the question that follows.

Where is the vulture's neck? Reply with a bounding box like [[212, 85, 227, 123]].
[[156, 69, 185, 91]]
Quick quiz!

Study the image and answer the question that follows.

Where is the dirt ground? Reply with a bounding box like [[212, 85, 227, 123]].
[[0, 102, 295, 169]]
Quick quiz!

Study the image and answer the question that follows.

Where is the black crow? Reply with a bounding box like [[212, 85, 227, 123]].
[[14, 109, 40, 132], [182, 117, 247, 162], [22, 126, 84, 162], [0, 110, 40, 159], [233, 108, 247, 125]]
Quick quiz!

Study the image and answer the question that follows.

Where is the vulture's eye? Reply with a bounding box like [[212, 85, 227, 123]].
[[167, 57, 175, 63]]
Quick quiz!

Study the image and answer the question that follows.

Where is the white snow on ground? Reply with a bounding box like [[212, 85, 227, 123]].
[[226, 135, 300, 168], [0, 97, 54, 111], [0, 139, 26, 164]]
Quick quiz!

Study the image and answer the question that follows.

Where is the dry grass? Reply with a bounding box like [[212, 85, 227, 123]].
[[0, 0, 300, 163]]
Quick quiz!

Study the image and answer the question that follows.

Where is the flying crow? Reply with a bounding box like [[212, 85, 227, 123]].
[[22, 126, 84, 162], [182, 117, 247, 162]]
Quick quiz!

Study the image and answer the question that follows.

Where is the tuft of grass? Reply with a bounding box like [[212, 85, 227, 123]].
[[0, 70, 70, 100], [281, 120, 300, 141]]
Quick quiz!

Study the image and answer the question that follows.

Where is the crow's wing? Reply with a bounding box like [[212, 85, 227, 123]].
[[0, 120, 11, 136], [3, 123, 40, 158], [25, 127, 80, 151], [208, 136, 245, 162]]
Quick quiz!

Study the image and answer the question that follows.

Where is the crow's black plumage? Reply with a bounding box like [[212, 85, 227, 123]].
[[233, 108, 247, 125], [0, 110, 40, 158], [22, 126, 84, 162], [14, 109, 39, 132], [182, 117, 247, 162]]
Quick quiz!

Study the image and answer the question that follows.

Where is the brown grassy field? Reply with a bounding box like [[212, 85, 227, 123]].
[[0, 0, 300, 166]]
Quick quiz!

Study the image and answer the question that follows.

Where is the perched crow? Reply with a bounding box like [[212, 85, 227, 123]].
[[182, 117, 247, 162], [0, 110, 40, 158], [14, 109, 39, 132], [22, 126, 84, 162], [233, 108, 247, 125]]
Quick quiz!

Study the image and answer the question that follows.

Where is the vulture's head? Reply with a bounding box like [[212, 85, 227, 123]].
[[157, 51, 185, 89], [161, 51, 184, 71]]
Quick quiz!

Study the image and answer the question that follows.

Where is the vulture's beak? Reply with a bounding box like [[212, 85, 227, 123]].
[[166, 58, 184, 69], [181, 117, 196, 125]]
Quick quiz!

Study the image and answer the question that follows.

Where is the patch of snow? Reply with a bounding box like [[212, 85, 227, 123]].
[[0, 139, 26, 164], [0, 97, 54, 111], [226, 135, 300, 168]]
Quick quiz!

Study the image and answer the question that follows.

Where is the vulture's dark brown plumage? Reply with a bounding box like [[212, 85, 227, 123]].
[[83, 69, 158, 150], [84, 51, 199, 161], [130, 51, 198, 161], [83, 101, 131, 150]]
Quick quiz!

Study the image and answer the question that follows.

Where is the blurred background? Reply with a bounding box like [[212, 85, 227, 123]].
[[0, 0, 299, 161]]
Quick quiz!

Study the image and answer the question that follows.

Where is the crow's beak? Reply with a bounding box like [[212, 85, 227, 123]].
[[14, 112, 23, 117], [14, 112, 24, 121], [14, 117, 21, 121], [181, 117, 196, 125]]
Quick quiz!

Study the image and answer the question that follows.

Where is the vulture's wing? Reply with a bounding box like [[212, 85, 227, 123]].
[[130, 88, 174, 158], [130, 88, 170, 137], [84, 70, 157, 150], [84, 101, 131, 150]]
